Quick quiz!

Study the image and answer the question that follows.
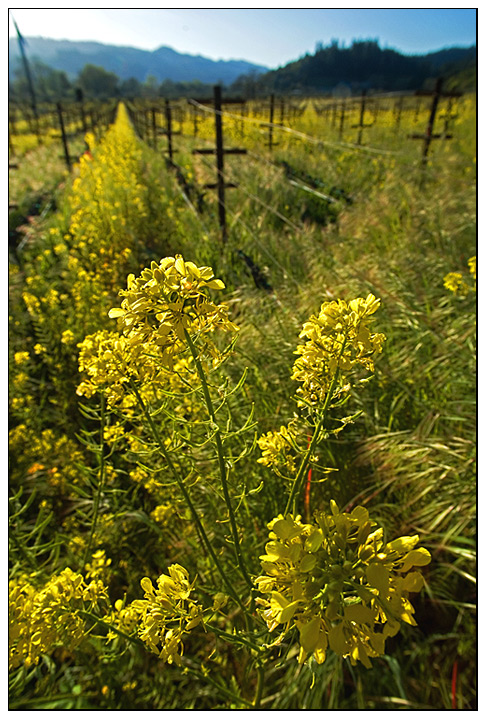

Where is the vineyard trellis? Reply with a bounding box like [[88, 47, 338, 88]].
[[9, 77, 466, 272], [409, 77, 462, 165], [8, 67, 476, 711]]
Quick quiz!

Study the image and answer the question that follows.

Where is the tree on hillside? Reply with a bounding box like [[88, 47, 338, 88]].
[[34, 61, 72, 101], [119, 76, 143, 99], [77, 64, 119, 99], [231, 39, 454, 96], [141, 75, 159, 98], [9, 60, 72, 102], [159, 78, 214, 99]]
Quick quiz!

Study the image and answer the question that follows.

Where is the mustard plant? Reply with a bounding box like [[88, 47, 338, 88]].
[[64, 256, 431, 700]]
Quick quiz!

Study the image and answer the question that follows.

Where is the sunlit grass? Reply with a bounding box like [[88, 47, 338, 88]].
[[9, 94, 476, 710]]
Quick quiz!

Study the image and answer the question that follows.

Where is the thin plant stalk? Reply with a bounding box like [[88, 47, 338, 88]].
[[184, 328, 253, 590], [84, 392, 107, 566], [127, 377, 248, 616], [253, 664, 265, 709], [284, 339, 346, 516]]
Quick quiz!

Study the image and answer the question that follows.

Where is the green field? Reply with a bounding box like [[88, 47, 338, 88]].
[[9, 94, 476, 710]]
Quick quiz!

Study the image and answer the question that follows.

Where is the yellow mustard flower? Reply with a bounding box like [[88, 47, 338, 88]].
[[292, 294, 385, 406], [255, 501, 430, 668], [9, 567, 110, 670], [111, 564, 203, 666], [14, 351, 30, 365], [257, 424, 298, 475], [468, 256, 476, 280]]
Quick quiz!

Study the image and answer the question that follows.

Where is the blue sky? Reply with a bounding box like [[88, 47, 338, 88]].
[[9, 7, 477, 69]]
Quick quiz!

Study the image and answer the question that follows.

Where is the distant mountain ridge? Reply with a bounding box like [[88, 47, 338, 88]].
[[8, 36, 268, 85], [9, 36, 476, 96], [238, 40, 477, 94]]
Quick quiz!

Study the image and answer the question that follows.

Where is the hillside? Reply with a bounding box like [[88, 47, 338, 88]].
[[8, 36, 268, 85], [231, 40, 477, 94], [9, 36, 476, 99]]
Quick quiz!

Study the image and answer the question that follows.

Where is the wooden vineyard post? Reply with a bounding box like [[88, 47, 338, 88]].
[[9, 129, 15, 159], [136, 107, 144, 140], [192, 85, 247, 244], [440, 96, 459, 135], [338, 100, 346, 139], [395, 95, 404, 132], [165, 99, 174, 164], [144, 108, 151, 143], [79, 102, 88, 135], [331, 101, 337, 129], [409, 78, 461, 166], [214, 85, 227, 238], [268, 94, 275, 151], [151, 107, 157, 150], [240, 102, 246, 139], [76, 89, 88, 135], [351, 90, 373, 145], [56, 102, 71, 171], [9, 153, 19, 209], [192, 103, 199, 137], [176, 105, 185, 135], [259, 95, 279, 151]]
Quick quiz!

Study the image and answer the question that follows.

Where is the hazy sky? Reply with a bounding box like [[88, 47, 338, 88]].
[[9, 7, 477, 69]]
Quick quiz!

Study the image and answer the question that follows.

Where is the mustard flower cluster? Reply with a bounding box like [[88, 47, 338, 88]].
[[257, 424, 298, 475], [255, 502, 431, 668], [77, 333, 200, 418], [77, 256, 236, 405], [291, 294, 385, 407], [85, 549, 113, 582], [443, 257, 476, 296], [443, 273, 470, 295], [151, 503, 176, 526], [9, 565, 110, 670], [107, 255, 238, 368], [77, 329, 153, 405], [68, 105, 150, 293], [468, 256, 476, 280], [111, 564, 203, 666]]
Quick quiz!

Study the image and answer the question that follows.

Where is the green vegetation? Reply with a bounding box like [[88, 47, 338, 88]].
[[9, 94, 476, 710], [9, 38, 476, 103]]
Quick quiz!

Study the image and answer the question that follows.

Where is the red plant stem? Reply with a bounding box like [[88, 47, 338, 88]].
[[451, 659, 458, 710]]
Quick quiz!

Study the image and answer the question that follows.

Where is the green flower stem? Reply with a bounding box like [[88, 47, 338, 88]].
[[183, 329, 253, 590], [10, 530, 37, 571], [78, 609, 147, 650], [284, 415, 324, 517], [203, 622, 262, 652], [82, 612, 254, 708], [83, 392, 107, 566], [284, 338, 347, 517], [182, 664, 253, 708], [127, 378, 247, 616], [253, 663, 265, 709]]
